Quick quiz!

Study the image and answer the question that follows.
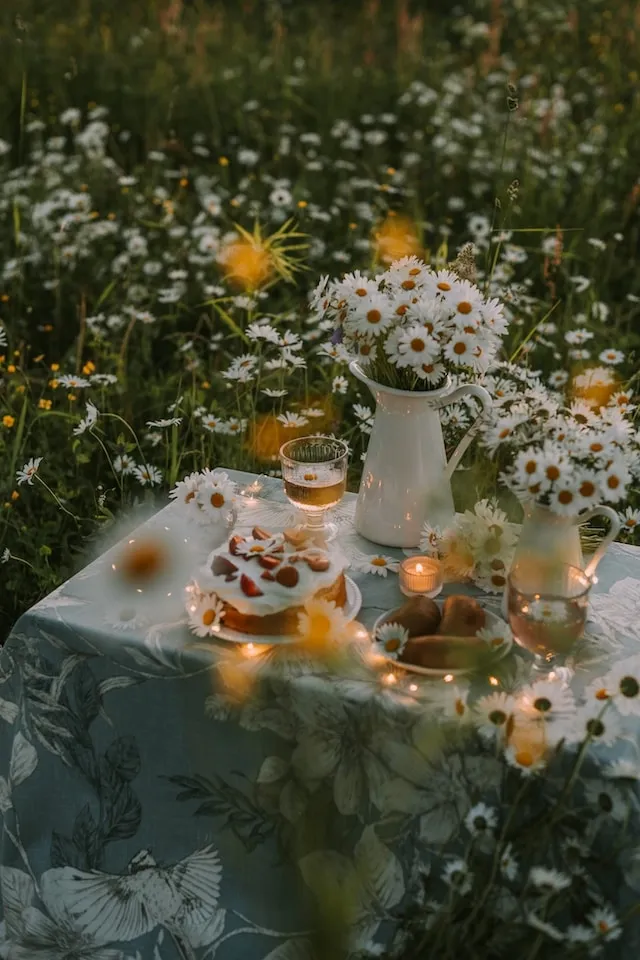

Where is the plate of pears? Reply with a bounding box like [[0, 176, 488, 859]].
[[372, 594, 513, 677]]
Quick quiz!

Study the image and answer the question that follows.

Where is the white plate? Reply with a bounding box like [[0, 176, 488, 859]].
[[372, 600, 512, 677], [213, 575, 362, 646]]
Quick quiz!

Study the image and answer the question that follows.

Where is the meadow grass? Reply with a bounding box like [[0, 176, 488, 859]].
[[0, 0, 639, 634]]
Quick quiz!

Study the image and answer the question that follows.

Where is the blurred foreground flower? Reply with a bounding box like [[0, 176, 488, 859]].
[[571, 365, 619, 409], [373, 215, 421, 264], [217, 220, 307, 291]]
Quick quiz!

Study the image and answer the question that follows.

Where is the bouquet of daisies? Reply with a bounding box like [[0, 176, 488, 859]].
[[420, 499, 519, 592], [311, 251, 508, 391], [480, 383, 640, 516]]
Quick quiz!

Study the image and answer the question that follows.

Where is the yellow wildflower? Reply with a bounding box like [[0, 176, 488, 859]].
[[38, 398, 52, 410], [2, 415, 15, 428]]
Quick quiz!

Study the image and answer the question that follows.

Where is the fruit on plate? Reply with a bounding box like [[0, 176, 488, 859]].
[[380, 596, 441, 637], [399, 634, 487, 671], [437, 595, 486, 638]]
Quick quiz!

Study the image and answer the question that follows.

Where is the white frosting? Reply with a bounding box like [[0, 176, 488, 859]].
[[198, 534, 348, 617]]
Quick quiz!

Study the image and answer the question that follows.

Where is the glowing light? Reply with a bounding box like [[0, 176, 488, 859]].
[[383, 672, 397, 685], [128, 539, 135, 544], [409, 683, 418, 692], [164, 526, 170, 531], [136, 588, 143, 594], [189, 605, 197, 613], [443, 673, 454, 683], [111, 563, 117, 571], [489, 676, 499, 686], [212, 624, 221, 633], [416, 563, 423, 573]]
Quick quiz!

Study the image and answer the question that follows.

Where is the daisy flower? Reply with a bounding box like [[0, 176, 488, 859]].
[[527, 599, 568, 624], [73, 401, 99, 436], [196, 478, 236, 521], [419, 522, 445, 556], [332, 376, 348, 394], [226, 417, 247, 435], [113, 454, 136, 475], [394, 325, 439, 370], [599, 348, 625, 366], [587, 906, 621, 942], [443, 332, 478, 367], [301, 407, 325, 418], [170, 471, 202, 508], [476, 622, 511, 651], [528, 866, 571, 893], [375, 622, 408, 657], [277, 412, 310, 428], [297, 598, 349, 648], [473, 691, 516, 742], [442, 859, 473, 896], [262, 388, 288, 398], [132, 464, 163, 486], [566, 703, 621, 747], [597, 457, 630, 503], [16, 456, 43, 486], [235, 536, 284, 558], [58, 374, 91, 389], [346, 292, 394, 337], [584, 780, 628, 822], [353, 403, 373, 423], [602, 656, 640, 716], [618, 507, 640, 532], [353, 554, 399, 576], [201, 415, 227, 433], [464, 802, 497, 836], [499, 843, 519, 881], [146, 417, 182, 428], [517, 679, 576, 722], [187, 592, 225, 637], [504, 726, 547, 776]]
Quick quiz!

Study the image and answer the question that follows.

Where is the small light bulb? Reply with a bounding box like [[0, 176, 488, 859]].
[[111, 563, 117, 571], [443, 673, 454, 683], [128, 539, 135, 544], [489, 676, 499, 687], [384, 672, 397, 685], [409, 683, 418, 692]]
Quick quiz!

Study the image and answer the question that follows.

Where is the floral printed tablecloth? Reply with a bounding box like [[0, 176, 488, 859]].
[[1, 470, 640, 960]]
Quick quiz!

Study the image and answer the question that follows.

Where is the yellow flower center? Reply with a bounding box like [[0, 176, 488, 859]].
[[437, 281, 451, 291], [453, 341, 467, 355], [202, 609, 216, 626], [457, 301, 473, 314], [210, 492, 225, 508], [371, 557, 388, 566], [515, 749, 534, 767], [401, 279, 416, 290], [546, 465, 560, 481], [367, 309, 382, 324], [410, 338, 426, 352], [355, 287, 367, 297]]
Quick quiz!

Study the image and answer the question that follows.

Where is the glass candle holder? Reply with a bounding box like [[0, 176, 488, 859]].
[[399, 557, 443, 597]]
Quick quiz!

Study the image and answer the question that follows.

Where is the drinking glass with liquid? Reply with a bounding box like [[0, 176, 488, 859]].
[[279, 436, 349, 541], [507, 558, 592, 675]]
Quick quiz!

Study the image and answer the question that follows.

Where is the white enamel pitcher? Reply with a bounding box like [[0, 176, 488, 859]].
[[512, 501, 622, 580], [350, 361, 492, 548]]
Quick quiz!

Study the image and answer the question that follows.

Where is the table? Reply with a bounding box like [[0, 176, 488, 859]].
[[2, 469, 640, 959]]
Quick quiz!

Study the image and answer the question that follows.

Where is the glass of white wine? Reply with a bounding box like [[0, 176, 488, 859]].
[[279, 436, 349, 541]]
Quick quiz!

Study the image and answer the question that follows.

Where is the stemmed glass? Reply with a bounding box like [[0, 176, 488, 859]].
[[279, 436, 349, 542], [507, 559, 592, 675]]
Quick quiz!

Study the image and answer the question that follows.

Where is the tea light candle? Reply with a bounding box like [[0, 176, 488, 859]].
[[399, 556, 443, 598]]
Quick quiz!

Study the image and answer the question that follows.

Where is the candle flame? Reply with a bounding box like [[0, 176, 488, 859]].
[[416, 563, 423, 573]]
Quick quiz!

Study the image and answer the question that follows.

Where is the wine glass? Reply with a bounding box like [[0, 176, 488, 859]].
[[507, 559, 592, 675], [279, 436, 349, 541]]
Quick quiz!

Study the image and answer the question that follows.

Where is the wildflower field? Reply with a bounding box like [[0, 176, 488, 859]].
[[1, 0, 639, 636]]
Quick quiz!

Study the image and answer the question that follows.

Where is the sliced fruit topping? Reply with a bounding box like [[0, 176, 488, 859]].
[[252, 526, 272, 541], [304, 552, 330, 573], [275, 565, 300, 588], [258, 554, 281, 570], [211, 555, 238, 577], [260, 571, 275, 581], [283, 527, 309, 549], [240, 573, 264, 597], [229, 535, 245, 556]]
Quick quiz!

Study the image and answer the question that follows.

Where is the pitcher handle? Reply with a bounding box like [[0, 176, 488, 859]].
[[435, 384, 492, 481], [572, 505, 621, 579]]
